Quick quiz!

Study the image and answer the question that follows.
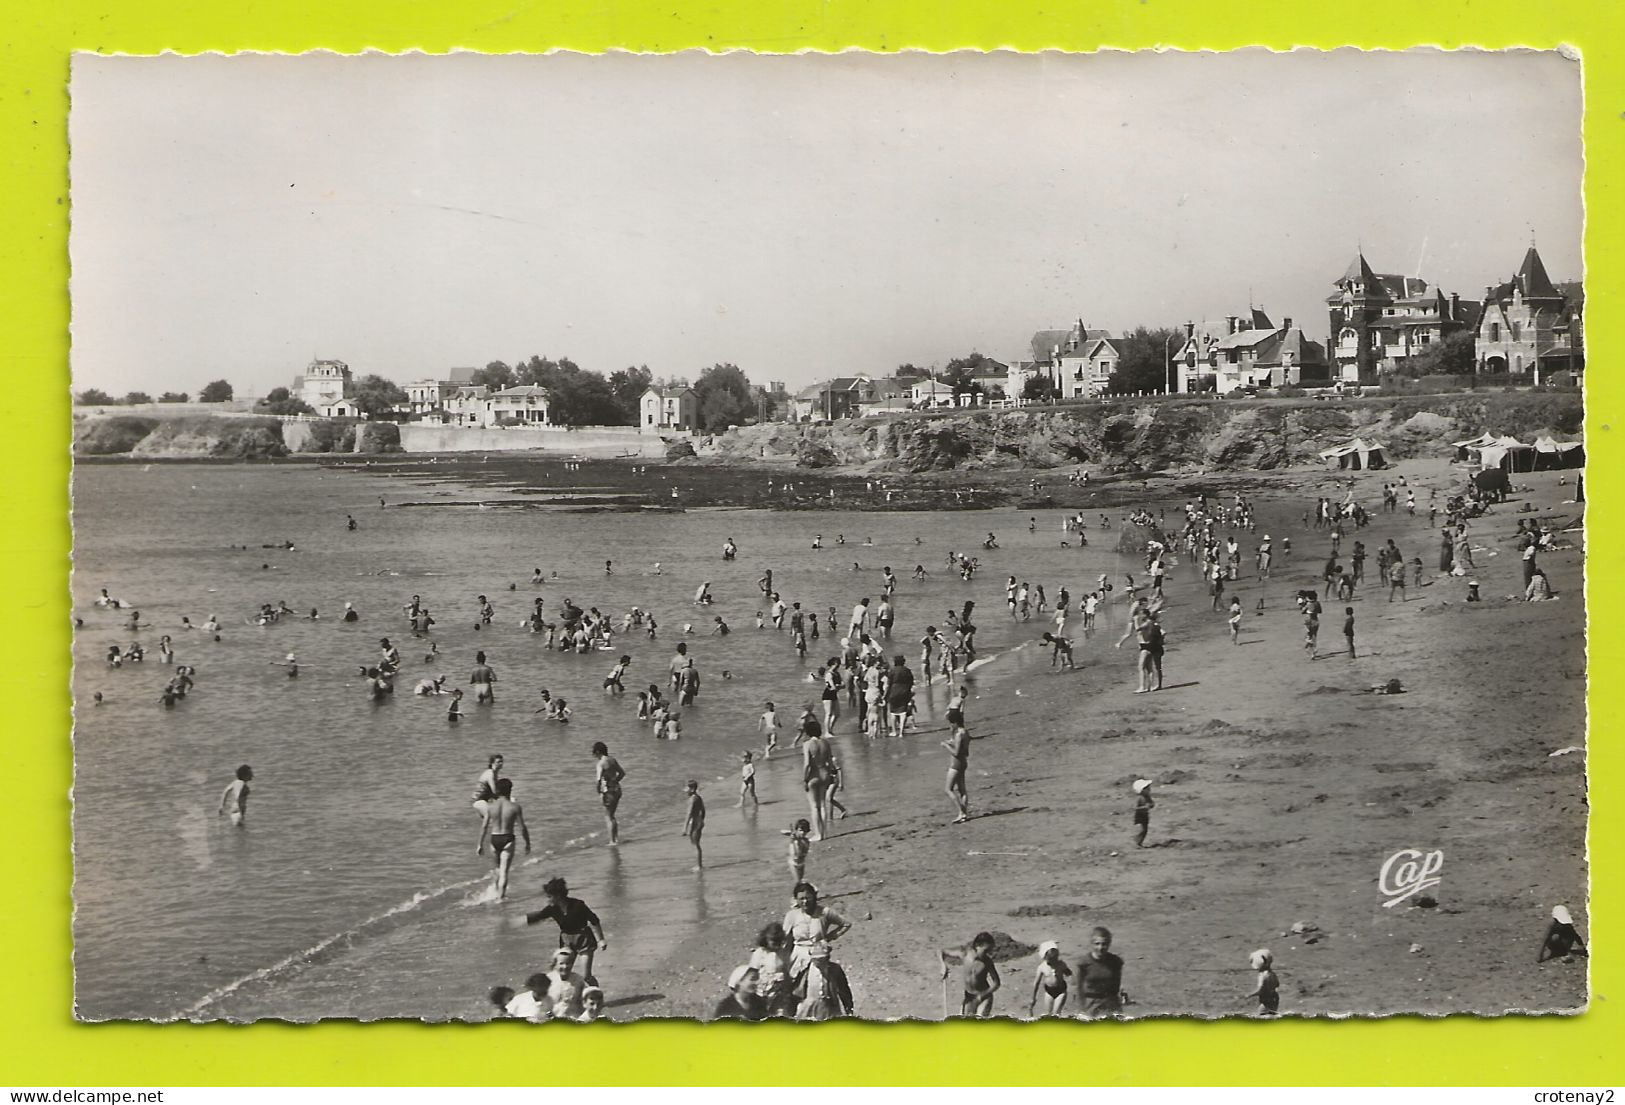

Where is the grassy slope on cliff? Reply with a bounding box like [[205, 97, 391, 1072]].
[[699, 392, 1582, 475], [72, 415, 161, 455]]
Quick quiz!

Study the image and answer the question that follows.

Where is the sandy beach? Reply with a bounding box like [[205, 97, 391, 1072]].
[[558, 455, 1588, 1020]]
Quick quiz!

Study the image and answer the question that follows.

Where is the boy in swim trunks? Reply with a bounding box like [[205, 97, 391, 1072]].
[[477, 778, 531, 900], [943, 716, 971, 823], [940, 931, 1000, 1017], [216, 764, 253, 826], [681, 779, 706, 871], [1028, 940, 1073, 1017], [592, 742, 625, 845]]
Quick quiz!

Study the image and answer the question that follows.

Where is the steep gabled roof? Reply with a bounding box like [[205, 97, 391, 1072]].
[[1515, 246, 1562, 300], [1248, 308, 1274, 330], [1337, 253, 1380, 287], [1058, 330, 1114, 359], [1030, 329, 1072, 361], [1276, 328, 1328, 366], [491, 385, 550, 399], [1079, 337, 1119, 361]]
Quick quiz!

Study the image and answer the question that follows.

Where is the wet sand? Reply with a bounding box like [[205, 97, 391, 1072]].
[[560, 456, 1588, 1020]]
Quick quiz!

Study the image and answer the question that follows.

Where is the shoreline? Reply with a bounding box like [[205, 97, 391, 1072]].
[[570, 455, 1587, 1020]]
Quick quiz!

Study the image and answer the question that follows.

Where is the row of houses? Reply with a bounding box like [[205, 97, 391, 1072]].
[[291, 246, 1582, 426], [1003, 245, 1583, 399], [294, 361, 705, 430]]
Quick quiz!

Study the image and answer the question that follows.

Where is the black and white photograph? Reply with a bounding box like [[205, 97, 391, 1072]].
[[68, 49, 1587, 1022]]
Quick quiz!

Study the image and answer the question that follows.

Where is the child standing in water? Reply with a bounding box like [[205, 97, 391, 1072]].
[[1132, 779, 1154, 847], [738, 751, 759, 808], [681, 780, 706, 871], [217, 765, 253, 826]]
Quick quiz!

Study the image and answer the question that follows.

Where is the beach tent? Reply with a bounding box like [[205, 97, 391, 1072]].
[[1451, 432, 1498, 460], [1532, 431, 1585, 470], [1471, 435, 1537, 472], [1317, 437, 1388, 470]]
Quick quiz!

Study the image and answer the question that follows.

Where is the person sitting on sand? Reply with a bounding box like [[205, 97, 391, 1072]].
[[711, 965, 769, 1021], [503, 973, 552, 1023]]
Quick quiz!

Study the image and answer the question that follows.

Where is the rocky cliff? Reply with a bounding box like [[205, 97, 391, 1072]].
[[72, 414, 402, 458], [696, 393, 1583, 475]]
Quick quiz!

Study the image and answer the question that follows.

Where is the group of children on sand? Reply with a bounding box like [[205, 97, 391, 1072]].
[[942, 928, 1279, 1019]]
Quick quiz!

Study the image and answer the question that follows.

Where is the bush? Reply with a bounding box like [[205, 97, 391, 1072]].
[[73, 415, 159, 453]]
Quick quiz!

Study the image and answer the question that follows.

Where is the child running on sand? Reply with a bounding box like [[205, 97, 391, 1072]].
[[1028, 940, 1073, 1018], [759, 701, 781, 757]]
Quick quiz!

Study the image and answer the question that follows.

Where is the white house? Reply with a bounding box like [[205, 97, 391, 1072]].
[[296, 358, 352, 409], [909, 378, 957, 409], [404, 367, 479, 417], [317, 398, 361, 418], [1057, 336, 1120, 399], [442, 386, 490, 426], [484, 385, 553, 426], [640, 385, 699, 431]]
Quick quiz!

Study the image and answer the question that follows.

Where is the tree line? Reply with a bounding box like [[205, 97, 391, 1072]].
[[74, 360, 764, 432]]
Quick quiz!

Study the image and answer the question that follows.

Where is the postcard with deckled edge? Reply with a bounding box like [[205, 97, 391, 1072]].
[[67, 48, 1587, 1022]]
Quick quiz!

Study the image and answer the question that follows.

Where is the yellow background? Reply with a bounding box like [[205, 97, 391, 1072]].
[[1, 0, 1618, 1086]]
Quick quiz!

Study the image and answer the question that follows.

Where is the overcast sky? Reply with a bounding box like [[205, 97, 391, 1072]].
[[70, 49, 1583, 396]]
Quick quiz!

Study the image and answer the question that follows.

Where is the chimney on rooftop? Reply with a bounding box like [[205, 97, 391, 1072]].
[[1283, 317, 1293, 332], [1450, 293, 1460, 320], [1185, 320, 1194, 338], [1226, 315, 1238, 335]]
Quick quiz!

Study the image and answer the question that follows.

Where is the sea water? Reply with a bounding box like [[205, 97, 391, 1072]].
[[71, 462, 1124, 1020]]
